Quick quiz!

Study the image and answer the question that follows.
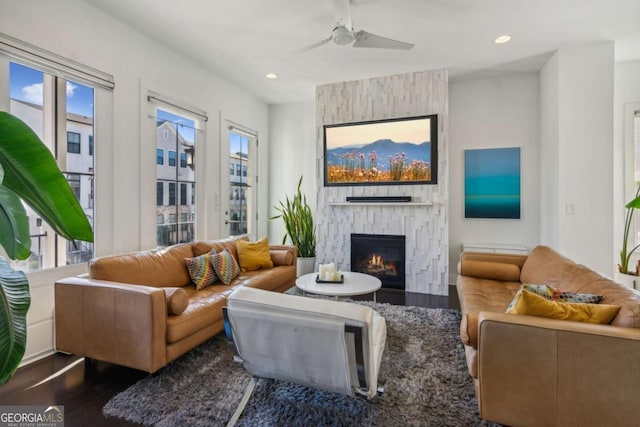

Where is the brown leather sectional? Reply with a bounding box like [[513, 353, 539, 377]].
[[54, 235, 296, 373], [457, 245, 640, 427]]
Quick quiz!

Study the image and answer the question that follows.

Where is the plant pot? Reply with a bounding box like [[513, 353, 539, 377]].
[[613, 270, 639, 290], [296, 257, 316, 277]]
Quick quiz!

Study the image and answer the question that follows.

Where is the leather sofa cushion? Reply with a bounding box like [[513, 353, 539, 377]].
[[166, 284, 236, 343], [89, 243, 193, 287], [520, 245, 580, 285], [191, 235, 248, 260], [460, 260, 520, 282], [235, 266, 297, 292], [166, 266, 297, 343], [164, 287, 188, 315], [457, 276, 521, 348]]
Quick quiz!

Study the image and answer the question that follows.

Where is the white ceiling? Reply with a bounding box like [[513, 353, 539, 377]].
[[84, 0, 640, 105]]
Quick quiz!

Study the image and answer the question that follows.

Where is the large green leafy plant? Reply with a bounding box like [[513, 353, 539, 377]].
[[0, 111, 93, 384], [619, 186, 640, 275], [270, 176, 316, 258]]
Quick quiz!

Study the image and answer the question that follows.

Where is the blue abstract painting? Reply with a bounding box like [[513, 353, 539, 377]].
[[464, 147, 521, 219]]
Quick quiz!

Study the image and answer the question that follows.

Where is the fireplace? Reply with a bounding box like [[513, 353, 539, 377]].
[[350, 234, 406, 290]]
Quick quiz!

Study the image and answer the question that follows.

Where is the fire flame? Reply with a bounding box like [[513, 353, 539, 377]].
[[366, 254, 397, 275]]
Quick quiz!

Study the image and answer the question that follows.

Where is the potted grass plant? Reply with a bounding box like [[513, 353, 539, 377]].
[[0, 111, 93, 384], [270, 176, 317, 276], [615, 186, 640, 289]]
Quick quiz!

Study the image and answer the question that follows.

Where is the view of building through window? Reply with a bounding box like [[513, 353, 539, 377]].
[[228, 131, 252, 235], [8, 61, 95, 272], [156, 109, 196, 247]]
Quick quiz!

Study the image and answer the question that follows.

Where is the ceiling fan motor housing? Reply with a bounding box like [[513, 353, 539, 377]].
[[332, 25, 355, 45]]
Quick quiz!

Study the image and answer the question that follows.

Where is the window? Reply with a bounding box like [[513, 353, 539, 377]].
[[180, 183, 187, 205], [67, 174, 81, 201], [156, 214, 164, 224], [67, 131, 81, 154], [155, 107, 199, 247], [168, 182, 176, 205], [157, 148, 164, 165], [7, 61, 97, 272], [88, 176, 94, 209], [227, 129, 255, 237], [230, 164, 234, 175], [156, 181, 164, 205]]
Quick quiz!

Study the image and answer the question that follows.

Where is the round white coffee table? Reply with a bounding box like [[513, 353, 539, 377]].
[[295, 271, 382, 302]]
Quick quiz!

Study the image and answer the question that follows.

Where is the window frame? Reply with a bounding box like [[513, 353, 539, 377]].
[[156, 181, 164, 205], [67, 131, 81, 154], [168, 182, 176, 206]]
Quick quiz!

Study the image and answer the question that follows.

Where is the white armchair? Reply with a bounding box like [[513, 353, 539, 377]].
[[223, 287, 387, 424]]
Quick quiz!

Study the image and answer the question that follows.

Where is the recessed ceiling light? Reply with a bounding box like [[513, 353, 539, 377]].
[[265, 73, 278, 79], [494, 35, 511, 44]]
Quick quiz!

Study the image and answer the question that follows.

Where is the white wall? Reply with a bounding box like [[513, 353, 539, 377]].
[[448, 73, 540, 282], [540, 54, 560, 248], [0, 0, 269, 364], [540, 43, 615, 276], [267, 102, 316, 244], [613, 59, 640, 271]]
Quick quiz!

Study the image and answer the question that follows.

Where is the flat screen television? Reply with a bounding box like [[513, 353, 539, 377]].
[[323, 114, 438, 186]]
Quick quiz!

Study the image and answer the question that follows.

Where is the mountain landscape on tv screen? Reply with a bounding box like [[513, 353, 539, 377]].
[[326, 139, 431, 169]]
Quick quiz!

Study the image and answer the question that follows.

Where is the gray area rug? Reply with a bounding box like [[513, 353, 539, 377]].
[[103, 302, 496, 426]]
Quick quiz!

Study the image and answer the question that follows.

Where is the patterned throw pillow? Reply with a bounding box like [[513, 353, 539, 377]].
[[209, 248, 241, 285], [507, 283, 603, 311], [185, 250, 218, 291], [523, 284, 603, 303]]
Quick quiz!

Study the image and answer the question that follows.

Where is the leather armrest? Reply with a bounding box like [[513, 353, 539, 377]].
[[477, 311, 640, 426], [459, 260, 520, 281], [268, 244, 297, 265], [54, 276, 168, 373], [459, 252, 528, 268]]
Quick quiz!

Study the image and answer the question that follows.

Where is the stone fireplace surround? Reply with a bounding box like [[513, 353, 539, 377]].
[[314, 70, 449, 295]]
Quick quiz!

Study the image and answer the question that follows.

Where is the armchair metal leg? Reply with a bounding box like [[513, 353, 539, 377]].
[[227, 377, 257, 427]]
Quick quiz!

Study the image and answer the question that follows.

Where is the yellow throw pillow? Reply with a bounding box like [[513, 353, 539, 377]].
[[506, 289, 620, 324], [236, 237, 274, 271]]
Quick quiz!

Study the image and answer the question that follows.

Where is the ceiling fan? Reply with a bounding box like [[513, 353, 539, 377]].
[[302, 0, 415, 51]]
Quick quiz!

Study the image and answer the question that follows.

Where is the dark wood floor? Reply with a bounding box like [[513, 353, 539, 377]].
[[0, 286, 460, 427]]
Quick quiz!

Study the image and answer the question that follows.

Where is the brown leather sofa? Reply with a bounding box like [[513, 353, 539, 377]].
[[54, 235, 296, 373], [457, 245, 640, 427]]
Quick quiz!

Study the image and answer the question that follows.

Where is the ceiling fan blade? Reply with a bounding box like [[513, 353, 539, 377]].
[[353, 30, 414, 50], [295, 36, 333, 53], [332, 0, 353, 30]]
